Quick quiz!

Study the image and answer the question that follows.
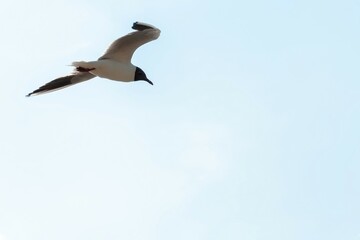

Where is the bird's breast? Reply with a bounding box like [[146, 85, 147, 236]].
[[91, 60, 136, 82]]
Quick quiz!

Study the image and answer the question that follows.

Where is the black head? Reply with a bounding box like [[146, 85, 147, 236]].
[[134, 67, 153, 85]]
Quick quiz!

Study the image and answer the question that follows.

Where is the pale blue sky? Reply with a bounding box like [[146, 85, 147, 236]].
[[0, 0, 359, 240]]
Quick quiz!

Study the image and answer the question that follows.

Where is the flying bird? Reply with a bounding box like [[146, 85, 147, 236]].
[[26, 22, 161, 97]]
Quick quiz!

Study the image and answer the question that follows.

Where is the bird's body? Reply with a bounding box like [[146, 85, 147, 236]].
[[72, 60, 136, 82], [26, 22, 160, 97]]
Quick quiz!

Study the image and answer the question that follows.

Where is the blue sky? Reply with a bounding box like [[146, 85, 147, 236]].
[[0, 0, 359, 240]]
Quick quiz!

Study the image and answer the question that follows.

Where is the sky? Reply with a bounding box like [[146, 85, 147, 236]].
[[0, 0, 359, 239]]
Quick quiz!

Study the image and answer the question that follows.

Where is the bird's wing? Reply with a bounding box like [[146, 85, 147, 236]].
[[99, 22, 161, 63], [26, 72, 95, 97]]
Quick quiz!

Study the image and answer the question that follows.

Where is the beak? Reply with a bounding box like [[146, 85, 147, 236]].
[[145, 79, 153, 85]]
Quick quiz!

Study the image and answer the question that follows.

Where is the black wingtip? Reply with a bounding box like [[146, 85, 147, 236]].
[[132, 21, 138, 29], [132, 21, 139, 30], [132, 21, 155, 31], [26, 91, 35, 97], [26, 75, 74, 97], [25, 89, 42, 97]]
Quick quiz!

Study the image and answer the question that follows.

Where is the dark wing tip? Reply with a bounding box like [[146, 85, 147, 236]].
[[25, 88, 47, 97], [26, 75, 73, 97], [26, 89, 41, 97], [132, 22, 156, 31]]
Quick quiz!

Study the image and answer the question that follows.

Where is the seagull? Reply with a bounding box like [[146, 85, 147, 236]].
[[26, 22, 161, 97]]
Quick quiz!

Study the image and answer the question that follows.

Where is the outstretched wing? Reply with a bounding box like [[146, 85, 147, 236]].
[[26, 72, 95, 97], [99, 22, 161, 63]]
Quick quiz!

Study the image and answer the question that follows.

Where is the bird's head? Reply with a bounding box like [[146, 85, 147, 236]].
[[134, 67, 153, 85]]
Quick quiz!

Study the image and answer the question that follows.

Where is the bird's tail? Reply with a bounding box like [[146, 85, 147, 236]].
[[71, 61, 96, 72], [26, 72, 95, 97]]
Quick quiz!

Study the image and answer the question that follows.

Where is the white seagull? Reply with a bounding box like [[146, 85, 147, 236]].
[[26, 22, 161, 97]]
